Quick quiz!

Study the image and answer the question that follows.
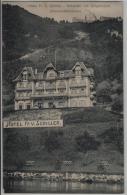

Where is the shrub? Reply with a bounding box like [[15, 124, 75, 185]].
[[99, 126, 123, 153], [58, 26, 74, 39], [43, 131, 63, 152], [112, 94, 123, 112], [75, 131, 100, 153], [4, 130, 30, 169]]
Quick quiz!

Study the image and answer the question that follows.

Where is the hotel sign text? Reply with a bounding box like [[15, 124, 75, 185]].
[[3, 120, 63, 128]]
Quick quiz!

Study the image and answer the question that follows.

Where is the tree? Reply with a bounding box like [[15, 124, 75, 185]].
[[58, 26, 74, 39], [96, 80, 111, 104], [4, 130, 30, 169], [55, 160, 62, 171], [75, 131, 100, 153], [97, 164, 106, 173], [99, 126, 123, 153], [44, 131, 63, 152], [111, 93, 123, 112]]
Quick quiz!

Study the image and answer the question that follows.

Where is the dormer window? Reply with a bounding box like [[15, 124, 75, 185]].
[[75, 65, 81, 76], [22, 70, 28, 81], [47, 70, 56, 79]]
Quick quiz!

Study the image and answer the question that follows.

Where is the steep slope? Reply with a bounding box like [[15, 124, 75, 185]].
[[2, 4, 60, 61], [3, 108, 123, 173], [2, 4, 123, 111]]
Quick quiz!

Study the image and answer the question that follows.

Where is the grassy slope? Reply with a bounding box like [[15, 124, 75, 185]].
[[3, 107, 123, 174]]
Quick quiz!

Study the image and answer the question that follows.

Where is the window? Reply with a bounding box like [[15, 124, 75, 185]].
[[39, 81, 44, 87], [27, 92, 31, 96], [23, 74, 27, 80], [36, 82, 39, 87], [79, 100, 84, 106], [28, 73, 31, 79], [71, 88, 77, 94], [49, 73, 55, 77], [58, 89, 65, 93], [75, 66, 81, 76], [47, 70, 56, 78], [38, 103, 43, 109], [60, 72, 64, 77], [46, 89, 55, 94], [16, 83, 18, 87], [18, 82, 23, 87], [57, 80, 66, 91], [27, 104, 30, 109], [19, 104, 23, 110], [48, 102, 55, 108], [59, 101, 65, 106]]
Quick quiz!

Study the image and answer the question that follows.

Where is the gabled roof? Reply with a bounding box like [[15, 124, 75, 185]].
[[13, 67, 35, 82], [13, 62, 94, 82], [72, 62, 90, 76], [72, 62, 81, 70], [43, 63, 57, 72]]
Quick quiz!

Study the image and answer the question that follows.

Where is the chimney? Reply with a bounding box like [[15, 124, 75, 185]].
[[35, 68, 37, 74]]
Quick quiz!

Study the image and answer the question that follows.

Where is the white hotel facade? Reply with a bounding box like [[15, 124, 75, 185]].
[[13, 62, 96, 110]]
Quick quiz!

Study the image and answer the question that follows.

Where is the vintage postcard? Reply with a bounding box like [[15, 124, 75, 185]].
[[1, 0, 124, 194]]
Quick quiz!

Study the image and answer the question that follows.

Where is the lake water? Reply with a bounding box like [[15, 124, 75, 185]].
[[4, 180, 124, 193]]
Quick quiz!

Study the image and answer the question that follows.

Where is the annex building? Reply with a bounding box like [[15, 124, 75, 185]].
[[13, 62, 96, 110]]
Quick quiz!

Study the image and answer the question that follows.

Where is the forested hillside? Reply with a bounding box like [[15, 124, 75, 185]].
[[2, 4, 123, 111], [2, 4, 124, 174]]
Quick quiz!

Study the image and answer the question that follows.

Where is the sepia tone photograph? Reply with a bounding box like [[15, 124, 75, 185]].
[[1, 0, 124, 193]]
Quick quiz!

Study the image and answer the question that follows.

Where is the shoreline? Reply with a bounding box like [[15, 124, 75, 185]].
[[4, 171, 124, 184]]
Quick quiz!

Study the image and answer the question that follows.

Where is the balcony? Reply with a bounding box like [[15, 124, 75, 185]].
[[69, 83, 86, 88], [16, 86, 32, 91], [31, 92, 68, 98], [69, 92, 87, 97], [15, 96, 30, 100]]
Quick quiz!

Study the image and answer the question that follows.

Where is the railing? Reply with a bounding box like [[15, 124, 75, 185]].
[[15, 91, 89, 99], [30, 91, 88, 98], [69, 83, 86, 87], [16, 86, 32, 91], [69, 92, 87, 97], [15, 96, 30, 100], [31, 92, 68, 98]]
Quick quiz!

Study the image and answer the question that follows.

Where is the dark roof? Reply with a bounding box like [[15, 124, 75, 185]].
[[13, 67, 35, 82], [14, 62, 94, 81], [44, 63, 57, 72]]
